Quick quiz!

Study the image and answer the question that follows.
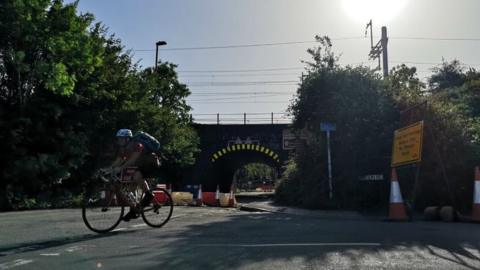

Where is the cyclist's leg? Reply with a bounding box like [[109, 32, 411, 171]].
[[122, 171, 145, 221], [133, 170, 155, 207]]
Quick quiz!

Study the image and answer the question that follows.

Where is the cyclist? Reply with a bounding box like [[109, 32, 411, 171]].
[[111, 129, 160, 221]]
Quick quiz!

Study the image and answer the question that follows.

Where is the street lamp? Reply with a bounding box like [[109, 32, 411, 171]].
[[155, 41, 167, 69]]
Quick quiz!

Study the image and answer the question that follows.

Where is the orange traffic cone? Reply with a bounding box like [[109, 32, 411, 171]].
[[196, 184, 203, 206], [472, 167, 480, 222], [229, 184, 237, 207], [388, 168, 408, 221], [215, 185, 220, 201]]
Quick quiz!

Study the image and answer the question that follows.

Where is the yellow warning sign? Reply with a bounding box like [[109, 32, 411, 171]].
[[391, 121, 424, 167]]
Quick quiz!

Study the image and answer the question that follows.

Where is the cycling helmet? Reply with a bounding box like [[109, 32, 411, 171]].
[[116, 129, 133, 137]]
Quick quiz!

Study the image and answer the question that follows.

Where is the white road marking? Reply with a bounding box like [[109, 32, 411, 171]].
[[112, 228, 127, 232], [65, 245, 96, 253], [171, 214, 187, 219], [131, 224, 147, 228], [0, 245, 41, 256], [39, 253, 60, 256], [65, 246, 83, 253], [0, 259, 34, 270], [196, 243, 381, 247]]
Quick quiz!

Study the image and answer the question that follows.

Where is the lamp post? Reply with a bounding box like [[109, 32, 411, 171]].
[[155, 41, 167, 69]]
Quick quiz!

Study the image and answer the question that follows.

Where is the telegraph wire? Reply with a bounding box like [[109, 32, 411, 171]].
[[188, 94, 293, 102], [178, 67, 304, 73], [189, 101, 290, 104], [133, 36, 480, 52], [391, 37, 480, 41], [133, 37, 366, 51]]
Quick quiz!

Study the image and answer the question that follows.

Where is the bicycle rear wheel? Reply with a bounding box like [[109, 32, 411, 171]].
[[141, 188, 173, 228], [82, 186, 124, 233]]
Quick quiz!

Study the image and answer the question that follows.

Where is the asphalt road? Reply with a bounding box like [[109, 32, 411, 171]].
[[1, 205, 480, 270]]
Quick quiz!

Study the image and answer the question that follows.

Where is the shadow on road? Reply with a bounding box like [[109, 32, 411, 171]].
[[0, 230, 136, 257], [139, 213, 480, 270]]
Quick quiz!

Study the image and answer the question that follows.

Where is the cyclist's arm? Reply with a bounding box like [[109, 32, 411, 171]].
[[118, 151, 141, 169], [111, 157, 124, 167]]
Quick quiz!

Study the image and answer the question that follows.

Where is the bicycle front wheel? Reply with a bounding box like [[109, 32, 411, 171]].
[[141, 188, 173, 228], [82, 187, 125, 233]]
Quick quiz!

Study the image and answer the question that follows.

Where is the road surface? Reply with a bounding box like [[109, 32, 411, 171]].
[[1, 206, 480, 269]]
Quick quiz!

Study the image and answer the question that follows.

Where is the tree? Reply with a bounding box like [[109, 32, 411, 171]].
[[278, 38, 398, 208], [0, 0, 198, 210], [428, 60, 466, 91], [0, 0, 103, 208], [387, 64, 425, 103]]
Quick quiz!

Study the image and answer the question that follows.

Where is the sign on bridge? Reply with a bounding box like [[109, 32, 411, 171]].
[[282, 129, 308, 150]]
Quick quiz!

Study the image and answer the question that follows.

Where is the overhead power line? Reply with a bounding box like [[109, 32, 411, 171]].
[[189, 94, 292, 102], [179, 72, 301, 78], [391, 60, 480, 66], [190, 91, 295, 95], [391, 37, 480, 41], [192, 112, 287, 116], [185, 80, 298, 84], [178, 67, 304, 73], [189, 101, 290, 104], [177, 60, 480, 76], [132, 36, 480, 52], [134, 37, 366, 52]]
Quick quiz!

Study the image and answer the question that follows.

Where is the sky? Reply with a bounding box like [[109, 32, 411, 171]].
[[70, 0, 480, 123]]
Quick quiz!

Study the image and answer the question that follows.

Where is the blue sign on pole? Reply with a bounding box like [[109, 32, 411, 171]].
[[320, 122, 336, 132]]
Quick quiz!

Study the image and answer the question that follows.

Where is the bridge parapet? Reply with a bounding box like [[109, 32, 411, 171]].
[[191, 112, 292, 125]]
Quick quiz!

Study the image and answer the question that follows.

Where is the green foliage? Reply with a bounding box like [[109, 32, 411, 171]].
[[277, 40, 480, 211], [428, 60, 466, 91], [277, 39, 397, 208], [234, 163, 277, 190], [0, 0, 198, 210]]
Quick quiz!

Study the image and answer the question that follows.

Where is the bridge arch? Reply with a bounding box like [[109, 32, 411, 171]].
[[187, 124, 293, 192], [211, 143, 281, 164], [204, 144, 282, 193]]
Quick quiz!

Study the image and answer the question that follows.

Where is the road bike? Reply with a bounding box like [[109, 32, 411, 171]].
[[82, 167, 173, 233]]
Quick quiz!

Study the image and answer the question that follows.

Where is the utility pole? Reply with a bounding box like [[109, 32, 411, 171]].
[[381, 26, 389, 77], [365, 20, 389, 77]]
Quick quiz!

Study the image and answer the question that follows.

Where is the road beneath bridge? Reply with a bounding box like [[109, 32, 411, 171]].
[[1, 207, 480, 270]]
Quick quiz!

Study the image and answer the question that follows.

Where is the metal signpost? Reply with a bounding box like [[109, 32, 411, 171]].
[[321, 122, 336, 199]]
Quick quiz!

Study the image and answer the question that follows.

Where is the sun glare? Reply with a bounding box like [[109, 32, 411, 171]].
[[341, 0, 408, 24]]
